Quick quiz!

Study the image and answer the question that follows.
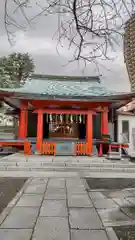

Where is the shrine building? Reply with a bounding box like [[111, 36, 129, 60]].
[[0, 74, 133, 156]]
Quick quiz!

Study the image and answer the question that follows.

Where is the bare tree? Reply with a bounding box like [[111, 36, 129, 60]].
[[4, 0, 135, 63]]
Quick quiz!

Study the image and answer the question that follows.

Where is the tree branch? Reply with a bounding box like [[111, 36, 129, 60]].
[[4, 0, 135, 63]]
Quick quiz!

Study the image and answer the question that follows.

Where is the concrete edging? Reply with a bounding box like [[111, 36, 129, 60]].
[[106, 228, 119, 240], [0, 177, 32, 225]]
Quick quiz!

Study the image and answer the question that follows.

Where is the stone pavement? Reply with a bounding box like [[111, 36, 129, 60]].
[[0, 153, 135, 178], [0, 177, 132, 240]]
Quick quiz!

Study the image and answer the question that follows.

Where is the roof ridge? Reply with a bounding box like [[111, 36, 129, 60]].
[[31, 74, 100, 82]]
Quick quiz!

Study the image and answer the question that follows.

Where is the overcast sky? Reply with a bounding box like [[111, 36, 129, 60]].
[[0, 0, 131, 92]]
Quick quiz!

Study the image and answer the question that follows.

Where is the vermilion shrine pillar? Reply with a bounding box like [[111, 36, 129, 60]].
[[101, 107, 109, 135], [36, 109, 43, 151], [18, 102, 28, 139], [86, 111, 93, 155]]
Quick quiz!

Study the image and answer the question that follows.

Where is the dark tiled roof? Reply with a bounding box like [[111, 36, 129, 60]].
[[0, 75, 123, 98]]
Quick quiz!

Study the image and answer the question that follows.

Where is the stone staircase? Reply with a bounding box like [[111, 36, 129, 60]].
[[106, 151, 129, 161], [0, 153, 135, 173]]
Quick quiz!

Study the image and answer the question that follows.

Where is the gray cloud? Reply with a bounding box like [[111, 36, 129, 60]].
[[0, 0, 131, 93]]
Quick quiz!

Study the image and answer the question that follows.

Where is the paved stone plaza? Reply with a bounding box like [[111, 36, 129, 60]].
[[0, 154, 135, 239], [0, 177, 135, 239]]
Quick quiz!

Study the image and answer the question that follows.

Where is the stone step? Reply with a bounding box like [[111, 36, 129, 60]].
[[1, 166, 135, 173], [0, 162, 135, 169], [0, 161, 134, 168], [107, 151, 123, 160]]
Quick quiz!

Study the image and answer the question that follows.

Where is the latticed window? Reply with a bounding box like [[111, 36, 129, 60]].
[[122, 120, 129, 142]]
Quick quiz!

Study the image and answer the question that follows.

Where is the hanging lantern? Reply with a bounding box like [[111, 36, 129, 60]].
[[70, 114, 73, 123], [60, 114, 63, 123], [50, 114, 52, 122], [56, 114, 58, 124]]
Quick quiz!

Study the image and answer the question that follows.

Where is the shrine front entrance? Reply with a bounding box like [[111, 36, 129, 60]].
[[25, 106, 109, 156], [42, 113, 87, 156]]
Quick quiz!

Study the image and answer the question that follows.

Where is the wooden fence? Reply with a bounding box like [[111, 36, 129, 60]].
[[41, 142, 56, 155], [75, 142, 90, 155], [40, 141, 90, 156]]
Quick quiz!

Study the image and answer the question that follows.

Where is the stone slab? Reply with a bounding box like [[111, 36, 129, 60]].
[[40, 200, 68, 217], [32, 217, 69, 240], [126, 197, 135, 205], [89, 191, 106, 200], [68, 194, 93, 208], [93, 199, 118, 209], [69, 208, 102, 229], [106, 228, 119, 240], [66, 179, 84, 188], [98, 208, 130, 226], [71, 229, 109, 240], [44, 188, 66, 200], [25, 184, 46, 194], [0, 207, 39, 229], [113, 198, 133, 207], [0, 229, 32, 240], [16, 194, 43, 207], [121, 206, 135, 220], [0, 170, 79, 178], [30, 178, 48, 185], [67, 187, 86, 194], [102, 190, 134, 199], [47, 178, 65, 188]]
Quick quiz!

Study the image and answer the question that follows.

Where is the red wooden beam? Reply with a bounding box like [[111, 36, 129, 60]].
[[30, 100, 111, 109]]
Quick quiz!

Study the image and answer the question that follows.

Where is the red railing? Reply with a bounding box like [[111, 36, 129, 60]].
[[41, 142, 56, 155], [24, 141, 32, 155], [75, 142, 90, 155], [0, 140, 32, 155]]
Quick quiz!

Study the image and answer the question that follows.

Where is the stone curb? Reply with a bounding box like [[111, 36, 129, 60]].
[[81, 178, 90, 191], [0, 177, 32, 226], [106, 228, 118, 240], [103, 219, 135, 227], [1, 167, 135, 173]]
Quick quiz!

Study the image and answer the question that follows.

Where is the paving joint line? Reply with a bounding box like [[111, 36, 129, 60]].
[[81, 177, 90, 191], [30, 178, 49, 240], [65, 178, 71, 240], [86, 186, 110, 237]]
